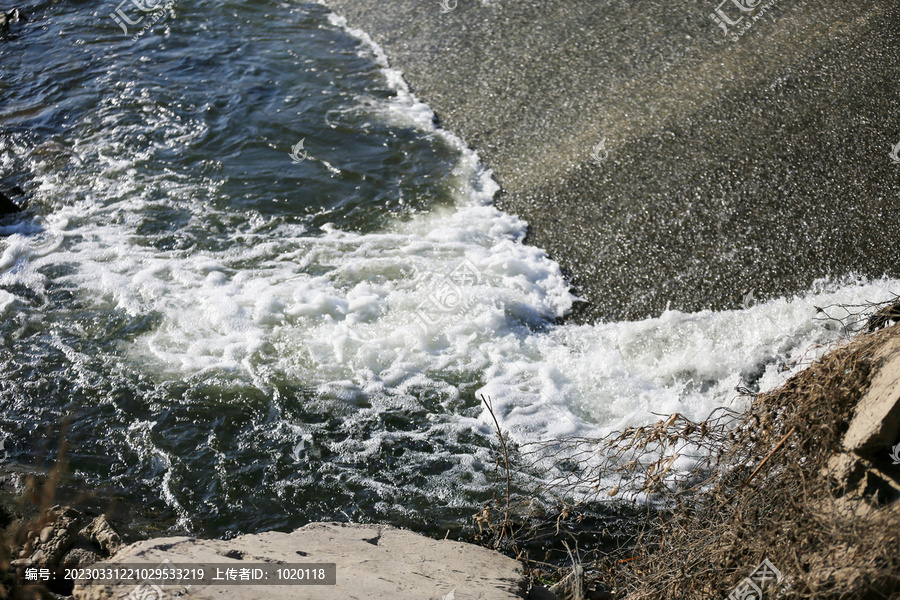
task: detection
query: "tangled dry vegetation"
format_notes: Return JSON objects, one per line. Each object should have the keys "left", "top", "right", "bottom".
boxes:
{"left": 0, "top": 430, "right": 71, "bottom": 599}
{"left": 477, "top": 298, "right": 900, "bottom": 600}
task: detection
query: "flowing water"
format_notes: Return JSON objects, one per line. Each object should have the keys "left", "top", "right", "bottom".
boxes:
{"left": 1, "top": 0, "right": 897, "bottom": 538}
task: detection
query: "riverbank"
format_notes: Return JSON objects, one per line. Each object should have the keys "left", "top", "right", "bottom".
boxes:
{"left": 322, "top": 0, "right": 900, "bottom": 322}
{"left": 71, "top": 522, "right": 533, "bottom": 600}
{"left": 589, "top": 318, "right": 900, "bottom": 598}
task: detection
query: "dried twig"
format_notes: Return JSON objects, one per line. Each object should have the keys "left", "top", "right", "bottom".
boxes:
{"left": 481, "top": 394, "right": 513, "bottom": 547}
{"left": 741, "top": 426, "right": 796, "bottom": 489}
{"left": 477, "top": 314, "right": 900, "bottom": 600}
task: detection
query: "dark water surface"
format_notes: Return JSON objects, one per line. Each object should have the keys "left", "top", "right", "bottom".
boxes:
{"left": 1, "top": 0, "right": 493, "bottom": 537}
{"left": 1, "top": 0, "right": 897, "bottom": 541}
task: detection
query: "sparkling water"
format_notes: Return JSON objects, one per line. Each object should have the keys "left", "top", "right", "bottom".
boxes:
{"left": 0, "top": 0, "right": 895, "bottom": 538}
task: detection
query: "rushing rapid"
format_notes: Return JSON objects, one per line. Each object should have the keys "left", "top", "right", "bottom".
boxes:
{"left": 1, "top": 0, "right": 896, "bottom": 538}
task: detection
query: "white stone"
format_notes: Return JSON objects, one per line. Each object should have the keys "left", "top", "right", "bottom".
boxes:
{"left": 844, "top": 338, "right": 900, "bottom": 453}
{"left": 73, "top": 522, "right": 528, "bottom": 600}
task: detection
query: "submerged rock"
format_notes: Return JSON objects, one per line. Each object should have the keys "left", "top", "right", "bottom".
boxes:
{"left": 0, "top": 190, "right": 22, "bottom": 214}
{"left": 0, "top": 8, "right": 24, "bottom": 30}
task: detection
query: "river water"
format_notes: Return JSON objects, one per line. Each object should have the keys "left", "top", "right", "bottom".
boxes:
{"left": 1, "top": 0, "right": 896, "bottom": 538}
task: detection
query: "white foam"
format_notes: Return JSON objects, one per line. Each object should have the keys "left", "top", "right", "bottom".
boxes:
{"left": 125, "top": 420, "right": 191, "bottom": 529}
{"left": 475, "top": 278, "right": 899, "bottom": 445}
{"left": 324, "top": 11, "right": 437, "bottom": 133}
{"left": 2, "top": 11, "right": 898, "bottom": 511}
{"left": 0, "top": 289, "right": 15, "bottom": 317}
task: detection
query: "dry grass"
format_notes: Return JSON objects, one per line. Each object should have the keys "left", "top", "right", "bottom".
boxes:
{"left": 604, "top": 324, "right": 900, "bottom": 600}
{"left": 0, "top": 421, "right": 70, "bottom": 599}
{"left": 477, "top": 299, "right": 900, "bottom": 599}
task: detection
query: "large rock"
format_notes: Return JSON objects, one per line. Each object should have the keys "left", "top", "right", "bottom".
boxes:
{"left": 83, "top": 515, "right": 124, "bottom": 556}
{"left": 843, "top": 337, "right": 900, "bottom": 454}
{"left": 15, "top": 507, "right": 83, "bottom": 569}
{"left": 819, "top": 332, "right": 900, "bottom": 507}
{"left": 0, "top": 8, "right": 23, "bottom": 31}
{"left": 73, "top": 522, "right": 530, "bottom": 600}
{"left": 322, "top": 0, "right": 900, "bottom": 322}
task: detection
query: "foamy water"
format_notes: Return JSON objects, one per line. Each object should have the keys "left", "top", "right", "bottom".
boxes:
{"left": 0, "top": 0, "right": 896, "bottom": 535}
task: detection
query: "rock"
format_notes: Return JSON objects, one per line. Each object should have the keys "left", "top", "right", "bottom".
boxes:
{"left": 527, "top": 585, "right": 559, "bottom": 600}
{"left": 867, "top": 302, "right": 900, "bottom": 332}
{"left": 0, "top": 504, "right": 13, "bottom": 529}
{"left": 29, "top": 507, "right": 82, "bottom": 567}
{"left": 83, "top": 515, "right": 123, "bottom": 556}
{"left": 0, "top": 9, "right": 23, "bottom": 30}
{"left": 62, "top": 546, "right": 104, "bottom": 569}
{"left": 73, "top": 522, "right": 528, "bottom": 600}
{"left": 40, "top": 525, "right": 55, "bottom": 543}
{"left": 822, "top": 453, "right": 865, "bottom": 492}
{"left": 0, "top": 191, "right": 21, "bottom": 214}
{"left": 843, "top": 338, "right": 900, "bottom": 454}
{"left": 817, "top": 335, "right": 900, "bottom": 506}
